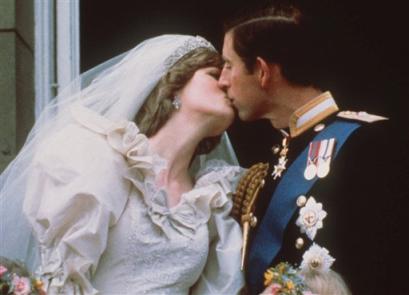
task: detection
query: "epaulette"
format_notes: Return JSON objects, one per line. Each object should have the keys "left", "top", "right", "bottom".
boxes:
{"left": 337, "top": 110, "right": 388, "bottom": 123}
{"left": 232, "top": 162, "right": 269, "bottom": 270}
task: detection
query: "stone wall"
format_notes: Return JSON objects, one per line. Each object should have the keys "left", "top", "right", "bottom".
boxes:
{"left": 0, "top": 0, "right": 34, "bottom": 171}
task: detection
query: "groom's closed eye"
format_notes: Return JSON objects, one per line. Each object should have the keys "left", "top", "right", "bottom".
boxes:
{"left": 222, "top": 62, "right": 232, "bottom": 70}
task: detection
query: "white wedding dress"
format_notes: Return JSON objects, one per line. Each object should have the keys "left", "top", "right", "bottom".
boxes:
{"left": 23, "top": 105, "right": 244, "bottom": 295}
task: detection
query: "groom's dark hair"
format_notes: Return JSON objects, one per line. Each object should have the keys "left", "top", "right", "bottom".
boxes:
{"left": 225, "top": 4, "right": 327, "bottom": 89}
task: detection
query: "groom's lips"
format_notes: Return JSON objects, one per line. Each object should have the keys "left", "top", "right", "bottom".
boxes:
{"left": 226, "top": 96, "right": 234, "bottom": 103}
{"left": 225, "top": 96, "right": 234, "bottom": 104}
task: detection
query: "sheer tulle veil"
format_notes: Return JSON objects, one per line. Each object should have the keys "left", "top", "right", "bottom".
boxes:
{"left": 0, "top": 34, "right": 238, "bottom": 271}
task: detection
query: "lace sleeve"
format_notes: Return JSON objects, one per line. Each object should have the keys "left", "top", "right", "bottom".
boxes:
{"left": 23, "top": 124, "right": 130, "bottom": 295}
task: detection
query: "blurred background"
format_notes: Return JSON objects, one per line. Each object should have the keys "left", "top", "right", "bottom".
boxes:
{"left": 81, "top": 0, "right": 408, "bottom": 166}
{"left": 1, "top": 0, "right": 407, "bottom": 171}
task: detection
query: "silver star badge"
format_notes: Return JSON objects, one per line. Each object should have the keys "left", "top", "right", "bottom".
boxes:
{"left": 296, "top": 196, "right": 327, "bottom": 240}
{"left": 271, "top": 157, "right": 287, "bottom": 179}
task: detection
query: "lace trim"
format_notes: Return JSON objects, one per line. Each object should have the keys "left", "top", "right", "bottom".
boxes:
{"left": 37, "top": 246, "right": 97, "bottom": 295}
{"left": 195, "top": 159, "right": 244, "bottom": 188}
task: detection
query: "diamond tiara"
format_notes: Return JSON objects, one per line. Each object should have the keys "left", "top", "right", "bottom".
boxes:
{"left": 164, "top": 35, "right": 216, "bottom": 68}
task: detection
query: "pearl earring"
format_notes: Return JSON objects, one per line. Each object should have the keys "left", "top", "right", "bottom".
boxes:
{"left": 172, "top": 97, "right": 181, "bottom": 110}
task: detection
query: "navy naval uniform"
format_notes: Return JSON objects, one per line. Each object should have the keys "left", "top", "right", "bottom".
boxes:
{"left": 246, "top": 92, "right": 409, "bottom": 294}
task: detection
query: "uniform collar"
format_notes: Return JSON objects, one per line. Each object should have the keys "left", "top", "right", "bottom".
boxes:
{"left": 289, "top": 91, "right": 339, "bottom": 138}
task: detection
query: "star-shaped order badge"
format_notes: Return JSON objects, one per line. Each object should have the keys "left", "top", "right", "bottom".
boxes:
{"left": 271, "top": 129, "right": 290, "bottom": 180}
{"left": 300, "top": 243, "right": 335, "bottom": 273}
{"left": 271, "top": 157, "right": 287, "bottom": 179}
{"left": 296, "top": 196, "right": 327, "bottom": 240}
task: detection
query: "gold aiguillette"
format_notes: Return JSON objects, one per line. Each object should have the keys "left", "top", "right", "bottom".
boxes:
{"left": 231, "top": 162, "right": 269, "bottom": 270}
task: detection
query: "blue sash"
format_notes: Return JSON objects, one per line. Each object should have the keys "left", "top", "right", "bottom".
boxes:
{"left": 247, "top": 120, "right": 361, "bottom": 293}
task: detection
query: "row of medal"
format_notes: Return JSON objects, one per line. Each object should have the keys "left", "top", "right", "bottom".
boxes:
{"left": 271, "top": 135, "right": 336, "bottom": 181}
{"left": 304, "top": 138, "right": 336, "bottom": 180}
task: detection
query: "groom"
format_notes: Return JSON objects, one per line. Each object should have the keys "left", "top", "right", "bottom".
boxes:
{"left": 218, "top": 4, "right": 408, "bottom": 295}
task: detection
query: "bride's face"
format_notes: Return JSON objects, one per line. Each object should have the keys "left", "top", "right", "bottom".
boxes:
{"left": 179, "top": 66, "right": 235, "bottom": 133}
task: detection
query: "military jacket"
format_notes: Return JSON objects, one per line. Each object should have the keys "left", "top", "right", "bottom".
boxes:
{"left": 246, "top": 92, "right": 409, "bottom": 294}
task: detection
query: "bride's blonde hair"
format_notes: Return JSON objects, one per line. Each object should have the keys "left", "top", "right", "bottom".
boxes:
{"left": 135, "top": 47, "right": 223, "bottom": 155}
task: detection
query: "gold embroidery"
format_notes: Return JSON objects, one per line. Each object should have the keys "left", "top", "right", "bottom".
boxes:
{"left": 289, "top": 91, "right": 339, "bottom": 137}
{"left": 232, "top": 162, "right": 269, "bottom": 270}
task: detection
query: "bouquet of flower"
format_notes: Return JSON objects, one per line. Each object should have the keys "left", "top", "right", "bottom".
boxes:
{"left": 263, "top": 262, "right": 313, "bottom": 295}
{"left": 0, "top": 261, "right": 46, "bottom": 295}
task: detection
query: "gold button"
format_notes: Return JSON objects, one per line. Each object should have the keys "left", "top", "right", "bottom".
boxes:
{"left": 296, "top": 195, "right": 307, "bottom": 207}
{"left": 250, "top": 215, "right": 258, "bottom": 227}
{"left": 295, "top": 237, "right": 304, "bottom": 249}
{"left": 314, "top": 123, "right": 325, "bottom": 132}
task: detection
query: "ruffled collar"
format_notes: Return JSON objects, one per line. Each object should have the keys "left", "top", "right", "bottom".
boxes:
{"left": 70, "top": 104, "right": 242, "bottom": 238}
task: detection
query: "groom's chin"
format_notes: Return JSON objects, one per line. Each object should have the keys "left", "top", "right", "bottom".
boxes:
{"left": 236, "top": 109, "right": 259, "bottom": 123}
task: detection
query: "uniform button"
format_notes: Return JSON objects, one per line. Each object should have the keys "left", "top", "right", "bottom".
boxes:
{"left": 314, "top": 123, "right": 325, "bottom": 132}
{"left": 295, "top": 237, "right": 304, "bottom": 249}
{"left": 296, "top": 195, "right": 307, "bottom": 207}
{"left": 250, "top": 215, "right": 258, "bottom": 227}
{"left": 271, "top": 144, "right": 281, "bottom": 154}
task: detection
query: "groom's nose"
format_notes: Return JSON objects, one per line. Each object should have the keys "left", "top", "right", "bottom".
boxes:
{"left": 218, "top": 70, "right": 230, "bottom": 90}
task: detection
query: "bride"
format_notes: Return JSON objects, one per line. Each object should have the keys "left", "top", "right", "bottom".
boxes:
{"left": 0, "top": 34, "right": 244, "bottom": 294}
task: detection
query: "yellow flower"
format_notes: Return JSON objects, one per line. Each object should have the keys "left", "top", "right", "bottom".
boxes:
{"left": 264, "top": 269, "right": 274, "bottom": 286}
{"left": 278, "top": 263, "right": 286, "bottom": 274}
{"left": 34, "top": 279, "right": 44, "bottom": 289}
{"left": 286, "top": 280, "right": 295, "bottom": 290}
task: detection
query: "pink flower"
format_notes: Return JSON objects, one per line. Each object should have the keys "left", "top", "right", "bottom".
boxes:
{"left": 269, "top": 283, "right": 282, "bottom": 295}
{"left": 0, "top": 265, "right": 8, "bottom": 276}
{"left": 263, "top": 283, "right": 282, "bottom": 295}
{"left": 261, "top": 283, "right": 283, "bottom": 295}
{"left": 12, "top": 275, "right": 31, "bottom": 295}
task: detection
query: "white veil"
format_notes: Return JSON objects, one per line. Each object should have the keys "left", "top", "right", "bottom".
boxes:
{"left": 0, "top": 34, "right": 238, "bottom": 271}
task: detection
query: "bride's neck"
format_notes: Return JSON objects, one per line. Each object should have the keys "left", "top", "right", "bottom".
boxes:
{"left": 148, "top": 114, "right": 207, "bottom": 182}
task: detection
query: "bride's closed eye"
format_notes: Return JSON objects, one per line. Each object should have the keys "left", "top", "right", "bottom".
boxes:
{"left": 207, "top": 69, "right": 221, "bottom": 79}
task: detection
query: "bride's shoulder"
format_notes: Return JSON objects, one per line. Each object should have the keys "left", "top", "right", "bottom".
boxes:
{"left": 32, "top": 122, "right": 126, "bottom": 181}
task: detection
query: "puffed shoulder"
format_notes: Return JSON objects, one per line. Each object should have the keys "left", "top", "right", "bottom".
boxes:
{"left": 23, "top": 106, "right": 141, "bottom": 294}
{"left": 26, "top": 120, "right": 131, "bottom": 225}
{"left": 71, "top": 104, "right": 167, "bottom": 187}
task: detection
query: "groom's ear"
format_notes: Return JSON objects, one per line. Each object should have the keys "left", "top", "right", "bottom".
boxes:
{"left": 256, "top": 57, "right": 282, "bottom": 89}
{"left": 255, "top": 57, "right": 276, "bottom": 90}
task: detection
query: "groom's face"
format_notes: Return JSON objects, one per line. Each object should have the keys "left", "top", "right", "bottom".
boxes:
{"left": 219, "top": 32, "right": 268, "bottom": 121}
